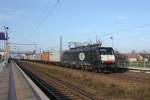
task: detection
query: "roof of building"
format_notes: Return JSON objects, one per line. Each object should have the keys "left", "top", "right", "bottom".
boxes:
{"left": 124, "top": 53, "right": 139, "bottom": 59}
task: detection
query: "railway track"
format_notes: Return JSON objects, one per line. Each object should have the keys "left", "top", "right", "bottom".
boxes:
{"left": 20, "top": 59, "right": 150, "bottom": 84}
{"left": 16, "top": 61, "right": 103, "bottom": 100}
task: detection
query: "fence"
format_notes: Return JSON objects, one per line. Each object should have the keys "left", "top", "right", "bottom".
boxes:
{"left": 117, "top": 60, "right": 150, "bottom": 68}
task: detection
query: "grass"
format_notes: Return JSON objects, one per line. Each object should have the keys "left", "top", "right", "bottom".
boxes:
{"left": 20, "top": 61, "right": 150, "bottom": 100}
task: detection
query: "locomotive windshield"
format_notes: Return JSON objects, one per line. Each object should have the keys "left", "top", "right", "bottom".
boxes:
{"left": 100, "top": 48, "right": 114, "bottom": 55}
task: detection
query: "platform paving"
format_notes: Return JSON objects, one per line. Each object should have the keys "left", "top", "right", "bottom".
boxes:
{"left": 0, "top": 61, "right": 44, "bottom": 100}
{"left": 11, "top": 62, "right": 41, "bottom": 100}
{"left": 0, "top": 63, "right": 9, "bottom": 100}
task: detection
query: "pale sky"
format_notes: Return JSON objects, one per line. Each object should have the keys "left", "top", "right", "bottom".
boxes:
{"left": 0, "top": 0, "right": 150, "bottom": 53}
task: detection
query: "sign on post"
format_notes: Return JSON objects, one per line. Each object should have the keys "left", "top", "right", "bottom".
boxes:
{"left": 0, "top": 32, "right": 7, "bottom": 40}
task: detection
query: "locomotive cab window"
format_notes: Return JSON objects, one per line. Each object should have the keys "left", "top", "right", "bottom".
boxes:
{"left": 100, "top": 48, "right": 114, "bottom": 55}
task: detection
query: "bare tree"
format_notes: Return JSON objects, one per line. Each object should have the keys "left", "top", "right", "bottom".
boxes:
{"left": 114, "top": 49, "right": 127, "bottom": 61}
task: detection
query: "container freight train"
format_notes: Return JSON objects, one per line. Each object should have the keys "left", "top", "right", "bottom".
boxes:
{"left": 20, "top": 43, "right": 118, "bottom": 72}
{"left": 61, "top": 43, "right": 117, "bottom": 72}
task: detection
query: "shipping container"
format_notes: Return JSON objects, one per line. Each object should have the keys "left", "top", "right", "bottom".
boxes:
{"left": 49, "top": 51, "right": 60, "bottom": 62}
{"left": 41, "top": 52, "right": 49, "bottom": 61}
{"left": 34, "top": 53, "right": 41, "bottom": 60}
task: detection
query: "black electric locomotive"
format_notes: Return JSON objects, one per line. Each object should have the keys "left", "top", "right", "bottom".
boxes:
{"left": 61, "top": 43, "right": 117, "bottom": 72}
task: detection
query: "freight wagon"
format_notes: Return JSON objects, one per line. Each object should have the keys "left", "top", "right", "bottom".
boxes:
{"left": 20, "top": 43, "right": 118, "bottom": 72}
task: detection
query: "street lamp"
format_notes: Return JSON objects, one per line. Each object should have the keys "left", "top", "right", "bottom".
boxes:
{"left": 3, "top": 26, "right": 9, "bottom": 61}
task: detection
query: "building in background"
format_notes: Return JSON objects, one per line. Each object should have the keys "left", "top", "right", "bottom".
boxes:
{"left": 0, "top": 50, "right": 4, "bottom": 61}
{"left": 125, "top": 53, "right": 139, "bottom": 62}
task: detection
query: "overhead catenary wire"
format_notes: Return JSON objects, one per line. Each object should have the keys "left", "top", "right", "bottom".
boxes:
{"left": 120, "top": 31, "right": 150, "bottom": 39}
{"left": 103, "top": 23, "right": 150, "bottom": 48}
{"left": 106, "top": 23, "right": 150, "bottom": 41}
{"left": 109, "top": 23, "right": 150, "bottom": 35}
{"left": 33, "top": 0, "right": 53, "bottom": 28}
{"left": 34, "top": 0, "right": 60, "bottom": 31}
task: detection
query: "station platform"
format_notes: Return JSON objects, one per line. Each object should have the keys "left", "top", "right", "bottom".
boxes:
{"left": 0, "top": 61, "right": 49, "bottom": 100}
{"left": 0, "top": 62, "right": 9, "bottom": 100}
